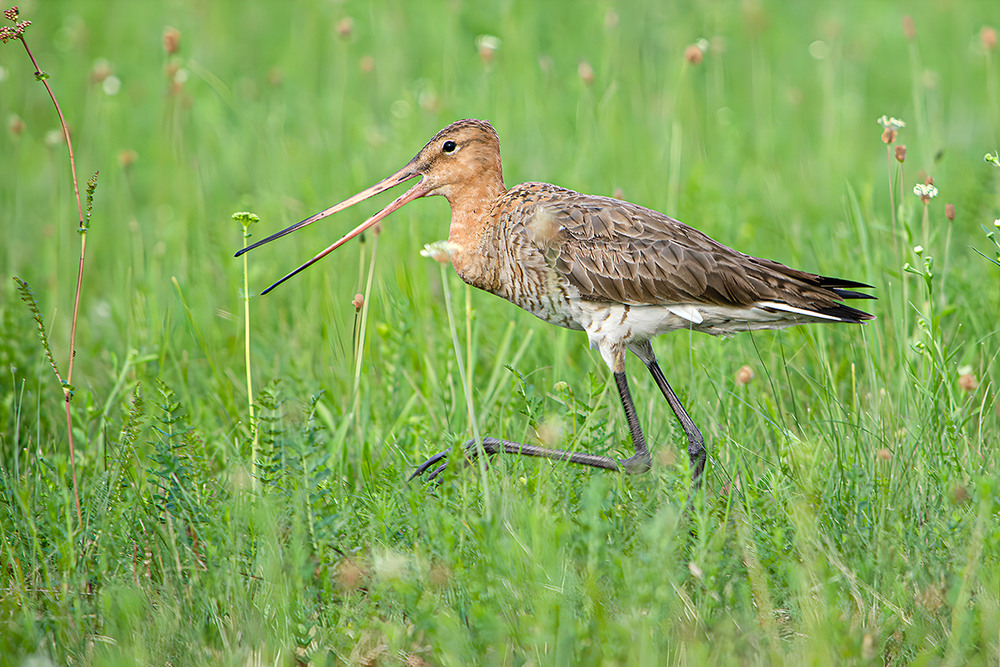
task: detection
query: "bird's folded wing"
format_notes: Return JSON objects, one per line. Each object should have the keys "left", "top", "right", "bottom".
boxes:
{"left": 518, "top": 188, "right": 866, "bottom": 316}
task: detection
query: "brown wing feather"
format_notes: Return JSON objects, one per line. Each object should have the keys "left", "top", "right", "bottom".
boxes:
{"left": 507, "top": 183, "right": 872, "bottom": 319}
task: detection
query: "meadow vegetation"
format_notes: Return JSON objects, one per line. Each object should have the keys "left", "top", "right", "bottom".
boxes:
{"left": 1, "top": 1, "right": 998, "bottom": 664}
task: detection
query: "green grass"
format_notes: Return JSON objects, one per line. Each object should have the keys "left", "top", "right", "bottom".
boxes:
{"left": 2, "top": 1, "right": 999, "bottom": 664}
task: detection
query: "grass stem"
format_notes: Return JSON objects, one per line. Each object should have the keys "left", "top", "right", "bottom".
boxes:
{"left": 439, "top": 261, "right": 492, "bottom": 518}
{"left": 353, "top": 233, "right": 379, "bottom": 417}
{"left": 242, "top": 227, "right": 258, "bottom": 490}
{"left": 14, "top": 28, "right": 84, "bottom": 528}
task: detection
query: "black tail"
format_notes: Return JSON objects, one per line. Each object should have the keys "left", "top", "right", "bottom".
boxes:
{"left": 819, "top": 276, "right": 875, "bottom": 323}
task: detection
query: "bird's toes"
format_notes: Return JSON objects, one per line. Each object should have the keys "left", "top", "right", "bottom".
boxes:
{"left": 410, "top": 438, "right": 498, "bottom": 483}
{"left": 409, "top": 450, "right": 450, "bottom": 481}
{"left": 426, "top": 462, "right": 450, "bottom": 482}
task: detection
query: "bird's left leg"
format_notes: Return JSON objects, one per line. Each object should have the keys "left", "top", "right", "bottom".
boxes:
{"left": 408, "top": 346, "right": 653, "bottom": 481}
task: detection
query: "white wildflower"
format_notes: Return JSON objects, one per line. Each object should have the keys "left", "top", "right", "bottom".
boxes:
{"left": 877, "top": 115, "right": 906, "bottom": 131}
{"left": 420, "top": 240, "right": 457, "bottom": 264}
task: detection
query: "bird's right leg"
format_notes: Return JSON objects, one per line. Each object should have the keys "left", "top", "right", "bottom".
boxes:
{"left": 408, "top": 437, "right": 620, "bottom": 482}
{"left": 629, "top": 341, "right": 706, "bottom": 489}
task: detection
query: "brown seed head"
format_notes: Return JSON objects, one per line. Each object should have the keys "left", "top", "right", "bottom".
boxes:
{"left": 118, "top": 149, "right": 138, "bottom": 169}
{"left": 336, "top": 17, "right": 353, "bottom": 40}
{"left": 881, "top": 128, "right": 896, "bottom": 144}
{"left": 944, "top": 203, "right": 955, "bottom": 221}
{"left": 163, "top": 26, "right": 180, "bottom": 55}
{"left": 902, "top": 15, "right": 916, "bottom": 41}
{"left": 604, "top": 10, "right": 619, "bottom": 30}
{"left": 8, "top": 114, "right": 25, "bottom": 136}
{"left": 578, "top": 60, "right": 595, "bottom": 86}
{"left": 958, "top": 372, "right": 978, "bottom": 393}
{"left": 335, "top": 558, "right": 366, "bottom": 589}
{"left": 982, "top": 25, "right": 997, "bottom": 51}
{"left": 895, "top": 145, "right": 906, "bottom": 162}
{"left": 90, "top": 61, "right": 112, "bottom": 84}
{"left": 352, "top": 293, "right": 365, "bottom": 311}
{"left": 360, "top": 55, "right": 374, "bottom": 73}
{"left": 684, "top": 44, "right": 704, "bottom": 65}
{"left": 876, "top": 448, "right": 892, "bottom": 462}
{"left": 612, "top": 187, "right": 624, "bottom": 200}
{"left": 735, "top": 365, "right": 755, "bottom": 386}
{"left": 949, "top": 483, "right": 969, "bottom": 504}
{"left": 924, "top": 175, "right": 934, "bottom": 186}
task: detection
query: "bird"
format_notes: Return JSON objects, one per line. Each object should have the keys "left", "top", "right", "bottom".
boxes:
{"left": 235, "top": 119, "right": 874, "bottom": 488}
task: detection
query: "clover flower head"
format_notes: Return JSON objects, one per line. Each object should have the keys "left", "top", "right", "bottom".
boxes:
{"left": 877, "top": 115, "right": 906, "bottom": 131}
{"left": 878, "top": 116, "right": 905, "bottom": 144}
{"left": 913, "top": 183, "right": 938, "bottom": 202}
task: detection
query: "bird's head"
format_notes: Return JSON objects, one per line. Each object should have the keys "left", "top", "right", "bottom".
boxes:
{"left": 235, "top": 119, "right": 503, "bottom": 294}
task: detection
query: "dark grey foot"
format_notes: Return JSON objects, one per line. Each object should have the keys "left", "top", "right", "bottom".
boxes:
{"left": 409, "top": 436, "right": 632, "bottom": 482}
{"left": 408, "top": 446, "right": 465, "bottom": 482}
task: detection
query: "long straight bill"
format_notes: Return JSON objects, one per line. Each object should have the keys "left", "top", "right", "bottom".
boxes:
{"left": 234, "top": 163, "right": 427, "bottom": 294}
{"left": 263, "top": 176, "right": 427, "bottom": 294}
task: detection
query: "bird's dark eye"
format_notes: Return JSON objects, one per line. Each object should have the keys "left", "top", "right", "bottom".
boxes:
{"left": 442, "top": 140, "right": 457, "bottom": 153}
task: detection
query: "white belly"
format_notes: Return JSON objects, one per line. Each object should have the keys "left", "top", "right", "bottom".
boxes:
{"left": 570, "top": 299, "right": 825, "bottom": 369}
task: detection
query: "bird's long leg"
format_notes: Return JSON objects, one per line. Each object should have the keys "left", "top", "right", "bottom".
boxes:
{"left": 643, "top": 359, "right": 706, "bottom": 489}
{"left": 613, "top": 370, "right": 653, "bottom": 473}
{"left": 627, "top": 340, "right": 705, "bottom": 489}
{"left": 408, "top": 437, "right": 619, "bottom": 481}
{"left": 409, "top": 369, "right": 653, "bottom": 481}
